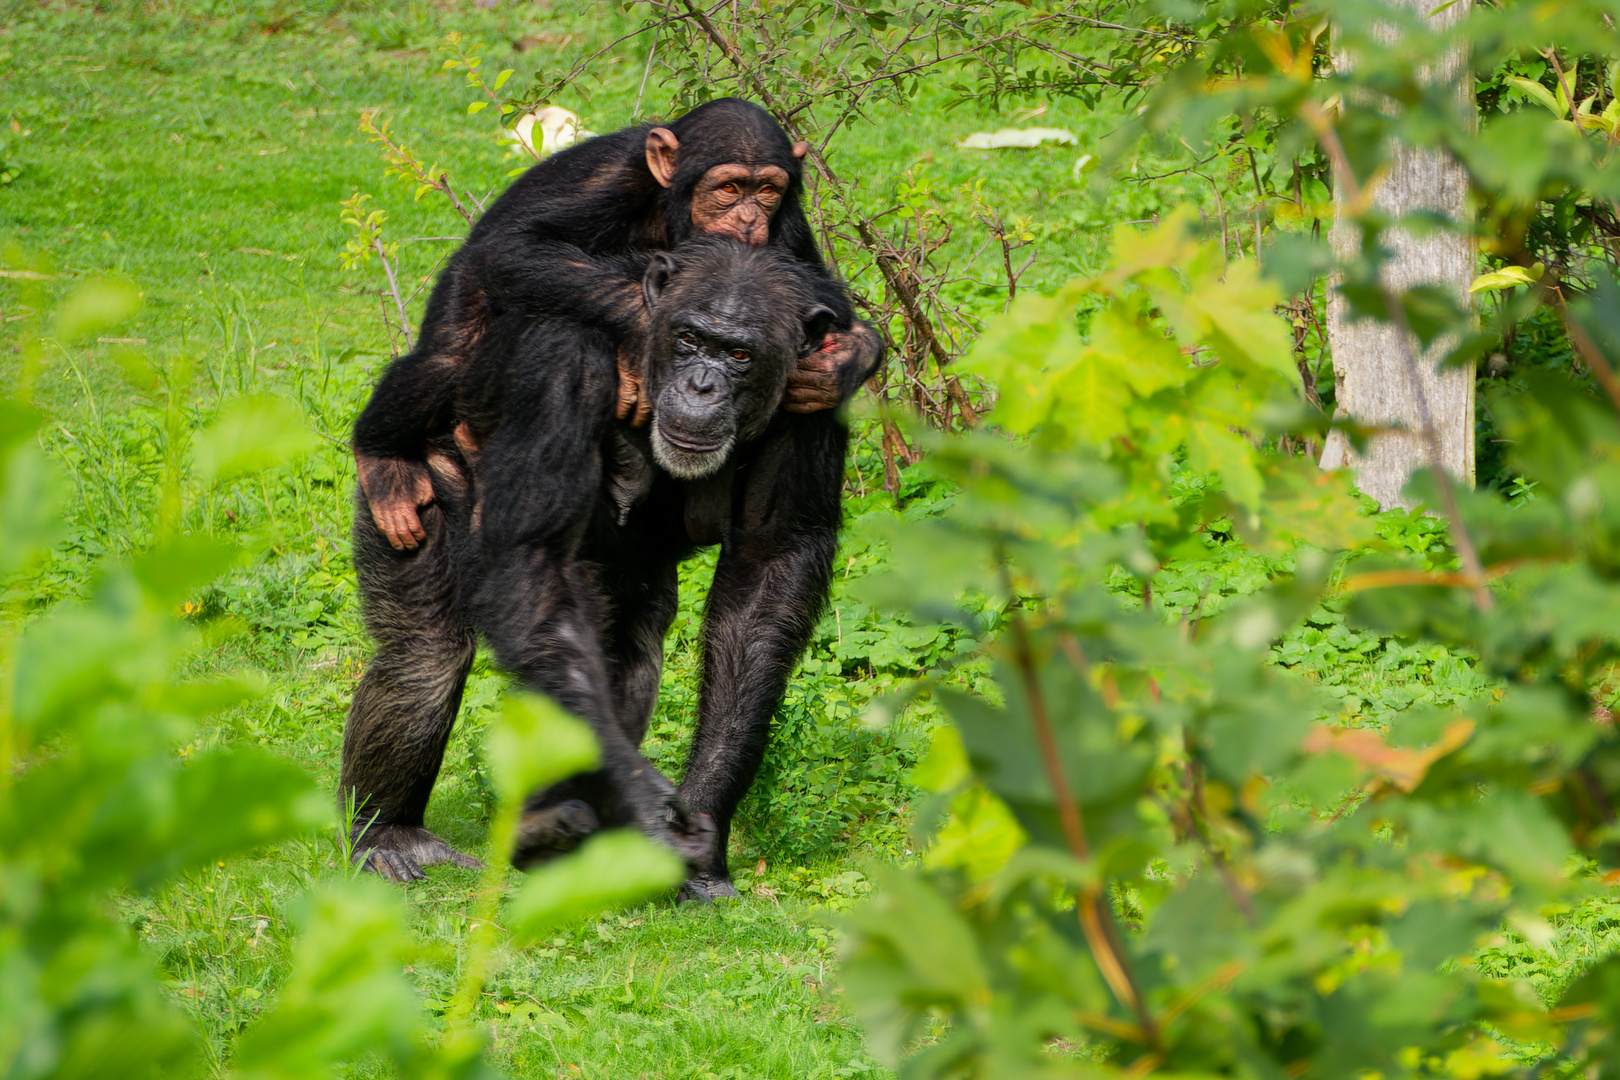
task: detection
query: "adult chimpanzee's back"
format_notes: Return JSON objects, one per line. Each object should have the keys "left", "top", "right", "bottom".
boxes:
{"left": 342, "top": 238, "right": 863, "bottom": 901}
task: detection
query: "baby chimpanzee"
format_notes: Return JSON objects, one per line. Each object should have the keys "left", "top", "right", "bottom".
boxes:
{"left": 342, "top": 237, "right": 863, "bottom": 901}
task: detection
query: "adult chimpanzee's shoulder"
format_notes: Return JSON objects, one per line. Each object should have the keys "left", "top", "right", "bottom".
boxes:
{"left": 466, "top": 126, "right": 662, "bottom": 250}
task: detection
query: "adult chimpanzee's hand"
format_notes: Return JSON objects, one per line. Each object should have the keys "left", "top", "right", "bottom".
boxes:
{"left": 356, "top": 452, "right": 436, "bottom": 551}
{"left": 783, "top": 322, "right": 882, "bottom": 413}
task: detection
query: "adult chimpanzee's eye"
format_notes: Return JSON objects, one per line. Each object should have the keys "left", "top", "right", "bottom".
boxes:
{"left": 730, "top": 349, "right": 750, "bottom": 361}
{"left": 678, "top": 332, "right": 697, "bottom": 345}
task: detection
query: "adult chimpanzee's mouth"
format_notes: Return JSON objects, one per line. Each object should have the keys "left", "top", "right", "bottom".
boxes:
{"left": 659, "top": 427, "right": 727, "bottom": 454}
{"left": 652, "top": 421, "right": 735, "bottom": 480}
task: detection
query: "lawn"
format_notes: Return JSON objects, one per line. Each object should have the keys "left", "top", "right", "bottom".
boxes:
{"left": 9, "top": 4, "right": 1620, "bottom": 1078}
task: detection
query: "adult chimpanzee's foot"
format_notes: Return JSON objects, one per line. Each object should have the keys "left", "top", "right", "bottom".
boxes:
{"left": 511, "top": 799, "right": 600, "bottom": 869}
{"left": 354, "top": 823, "right": 484, "bottom": 883}
{"left": 676, "top": 874, "right": 742, "bottom": 903}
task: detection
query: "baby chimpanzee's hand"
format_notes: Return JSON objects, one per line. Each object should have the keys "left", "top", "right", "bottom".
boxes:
{"left": 356, "top": 452, "right": 436, "bottom": 551}
{"left": 615, "top": 347, "right": 653, "bottom": 427}
{"left": 783, "top": 322, "right": 881, "bottom": 414}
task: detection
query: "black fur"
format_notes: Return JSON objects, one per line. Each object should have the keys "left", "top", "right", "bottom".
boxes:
{"left": 350, "top": 98, "right": 855, "bottom": 464}
{"left": 342, "top": 240, "right": 848, "bottom": 890}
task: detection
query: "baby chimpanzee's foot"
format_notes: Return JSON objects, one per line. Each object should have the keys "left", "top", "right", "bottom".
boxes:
{"left": 676, "top": 874, "right": 742, "bottom": 904}
{"left": 354, "top": 824, "right": 485, "bottom": 883}
{"left": 511, "top": 799, "right": 600, "bottom": 870}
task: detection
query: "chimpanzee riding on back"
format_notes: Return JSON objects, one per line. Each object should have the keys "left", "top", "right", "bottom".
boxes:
{"left": 342, "top": 237, "right": 862, "bottom": 900}
{"left": 350, "top": 98, "right": 881, "bottom": 555}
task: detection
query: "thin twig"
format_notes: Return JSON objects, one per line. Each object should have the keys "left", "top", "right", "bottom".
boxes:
{"left": 1247, "top": 148, "right": 1265, "bottom": 266}
{"left": 372, "top": 237, "right": 412, "bottom": 349}
{"left": 634, "top": 23, "right": 661, "bottom": 118}
{"left": 437, "top": 173, "right": 475, "bottom": 227}
{"left": 1559, "top": 305, "right": 1620, "bottom": 415}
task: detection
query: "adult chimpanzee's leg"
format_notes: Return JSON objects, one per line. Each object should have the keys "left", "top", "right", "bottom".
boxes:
{"left": 501, "top": 553, "right": 685, "bottom": 867}
{"left": 342, "top": 458, "right": 482, "bottom": 883}
{"left": 475, "top": 542, "right": 711, "bottom": 868}
{"left": 469, "top": 320, "right": 712, "bottom": 870}
{"left": 605, "top": 558, "right": 682, "bottom": 748}
{"left": 677, "top": 413, "right": 845, "bottom": 899}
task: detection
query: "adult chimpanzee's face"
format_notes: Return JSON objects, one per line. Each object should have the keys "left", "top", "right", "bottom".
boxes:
{"left": 648, "top": 315, "right": 775, "bottom": 479}
{"left": 688, "top": 165, "right": 789, "bottom": 247}
{"left": 639, "top": 243, "right": 833, "bottom": 480}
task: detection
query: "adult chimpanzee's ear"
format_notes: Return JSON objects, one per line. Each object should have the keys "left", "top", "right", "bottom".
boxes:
{"left": 802, "top": 305, "right": 837, "bottom": 351}
{"left": 643, "top": 252, "right": 678, "bottom": 310}
{"left": 791, "top": 141, "right": 810, "bottom": 160}
{"left": 646, "top": 128, "right": 680, "bottom": 188}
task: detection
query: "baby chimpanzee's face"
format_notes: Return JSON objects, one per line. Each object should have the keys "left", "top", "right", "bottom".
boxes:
{"left": 688, "top": 165, "right": 791, "bottom": 247}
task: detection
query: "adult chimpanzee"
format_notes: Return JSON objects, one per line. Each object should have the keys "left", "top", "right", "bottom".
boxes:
{"left": 342, "top": 238, "right": 858, "bottom": 900}
{"left": 351, "top": 98, "right": 881, "bottom": 553}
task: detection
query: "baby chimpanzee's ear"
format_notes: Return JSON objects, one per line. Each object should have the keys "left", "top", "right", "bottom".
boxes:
{"left": 801, "top": 305, "right": 837, "bottom": 353}
{"left": 642, "top": 252, "right": 679, "bottom": 310}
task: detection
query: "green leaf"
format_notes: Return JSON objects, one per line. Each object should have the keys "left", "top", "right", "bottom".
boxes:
{"left": 1504, "top": 74, "right": 1562, "bottom": 116}
{"left": 51, "top": 276, "right": 141, "bottom": 344}
{"left": 1468, "top": 266, "right": 1539, "bottom": 293}
{"left": 89, "top": 747, "right": 329, "bottom": 891}
{"left": 232, "top": 880, "right": 438, "bottom": 1080}
{"left": 192, "top": 395, "right": 319, "bottom": 483}
{"left": 1188, "top": 423, "right": 1263, "bottom": 510}
{"left": 467, "top": 100, "right": 487, "bottom": 115}
{"left": 131, "top": 535, "right": 241, "bottom": 607}
{"left": 493, "top": 68, "right": 513, "bottom": 91}
{"left": 507, "top": 830, "right": 685, "bottom": 941}
{"left": 486, "top": 692, "right": 600, "bottom": 804}
{"left": 0, "top": 438, "right": 68, "bottom": 577}
{"left": 839, "top": 867, "right": 990, "bottom": 1064}
{"left": 959, "top": 286, "right": 1086, "bottom": 435}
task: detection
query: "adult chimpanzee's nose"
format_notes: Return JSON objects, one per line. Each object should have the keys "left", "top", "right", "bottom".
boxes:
{"left": 684, "top": 366, "right": 722, "bottom": 397}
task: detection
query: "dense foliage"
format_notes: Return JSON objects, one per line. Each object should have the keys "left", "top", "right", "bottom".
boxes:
{"left": 832, "top": 2, "right": 1620, "bottom": 1078}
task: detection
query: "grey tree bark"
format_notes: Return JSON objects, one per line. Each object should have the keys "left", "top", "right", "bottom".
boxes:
{"left": 1317, "top": 0, "right": 1475, "bottom": 509}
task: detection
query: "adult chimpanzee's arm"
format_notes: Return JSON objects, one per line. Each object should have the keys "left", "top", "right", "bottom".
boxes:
{"left": 677, "top": 412, "right": 846, "bottom": 890}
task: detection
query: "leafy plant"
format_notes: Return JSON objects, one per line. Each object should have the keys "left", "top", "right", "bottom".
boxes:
{"left": 0, "top": 277, "right": 688, "bottom": 1079}
{"left": 836, "top": 4, "right": 1620, "bottom": 1077}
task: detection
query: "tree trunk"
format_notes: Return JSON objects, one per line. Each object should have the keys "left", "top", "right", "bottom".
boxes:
{"left": 1318, "top": 0, "right": 1474, "bottom": 509}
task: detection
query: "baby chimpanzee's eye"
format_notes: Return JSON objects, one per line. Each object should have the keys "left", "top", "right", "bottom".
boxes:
{"left": 730, "top": 349, "right": 750, "bottom": 361}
